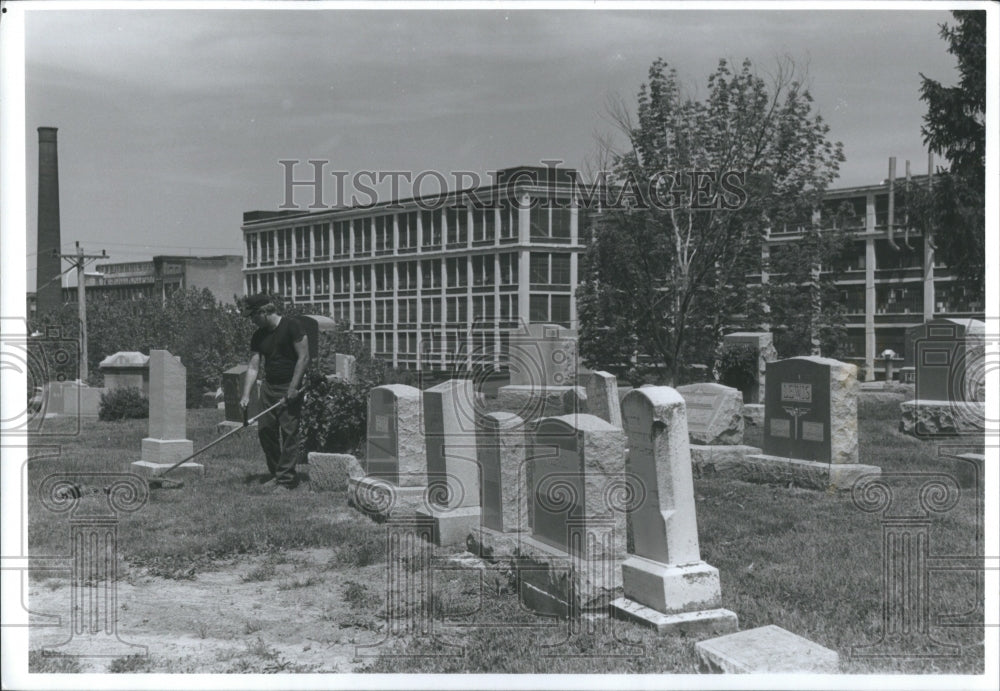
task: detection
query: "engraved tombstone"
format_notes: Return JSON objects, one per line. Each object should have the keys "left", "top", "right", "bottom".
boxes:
{"left": 676, "top": 383, "right": 744, "bottom": 446}
{"left": 365, "top": 384, "right": 426, "bottom": 486}
{"left": 610, "top": 387, "right": 737, "bottom": 635}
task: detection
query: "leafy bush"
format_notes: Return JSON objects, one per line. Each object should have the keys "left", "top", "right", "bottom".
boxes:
{"left": 99, "top": 386, "right": 149, "bottom": 421}
{"left": 299, "top": 377, "right": 367, "bottom": 454}
{"left": 718, "top": 345, "right": 757, "bottom": 402}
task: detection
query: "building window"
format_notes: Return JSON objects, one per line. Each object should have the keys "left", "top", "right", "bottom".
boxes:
{"left": 354, "top": 218, "right": 372, "bottom": 256}
{"left": 421, "top": 209, "right": 442, "bottom": 248}
{"left": 398, "top": 211, "right": 417, "bottom": 251}
{"left": 447, "top": 207, "right": 468, "bottom": 247}
{"left": 295, "top": 269, "right": 311, "bottom": 296}
{"left": 295, "top": 227, "right": 310, "bottom": 261}
{"left": 375, "top": 215, "right": 394, "bottom": 254}
{"left": 551, "top": 253, "right": 571, "bottom": 285}
{"left": 422, "top": 297, "right": 441, "bottom": 324}
{"left": 446, "top": 297, "right": 467, "bottom": 324}
{"left": 499, "top": 253, "right": 517, "bottom": 285}
{"left": 499, "top": 294, "right": 518, "bottom": 321}
{"left": 499, "top": 201, "right": 516, "bottom": 240}
{"left": 551, "top": 295, "right": 570, "bottom": 327}
{"left": 313, "top": 268, "right": 329, "bottom": 295}
{"left": 472, "top": 255, "right": 495, "bottom": 286}
{"left": 472, "top": 295, "right": 495, "bottom": 322}
{"left": 398, "top": 261, "right": 417, "bottom": 291}
{"left": 530, "top": 294, "right": 548, "bottom": 322}
{"left": 333, "top": 221, "right": 350, "bottom": 257}
{"left": 530, "top": 253, "right": 548, "bottom": 284}
{"left": 446, "top": 257, "right": 466, "bottom": 288}
{"left": 313, "top": 223, "right": 329, "bottom": 258}
{"left": 353, "top": 265, "right": 371, "bottom": 293}
{"left": 421, "top": 259, "right": 441, "bottom": 289}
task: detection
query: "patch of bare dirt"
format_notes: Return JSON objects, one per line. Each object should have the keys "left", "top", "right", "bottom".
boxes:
{"left": 27, "top": 548, "right": 391, "bottom": 673}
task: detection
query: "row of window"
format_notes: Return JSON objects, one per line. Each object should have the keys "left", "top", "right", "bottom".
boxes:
{"left": 248, "top": 252, "right": 572, "bottom": 296}
{"left": 246, "top": 203, "right": 548, "bottom": 266}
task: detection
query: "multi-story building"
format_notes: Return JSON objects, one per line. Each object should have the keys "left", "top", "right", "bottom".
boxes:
{"left": 241, "top": 166, "right": 590, "bottom": 372}
{"left": 241, "top": 163, "right": 982, "bottom": 378}
{"left": 763, "top": 162, "right": 983, "bottom": 377}
{"left": 29, "top": 254, "right": 244, "bottom": 316}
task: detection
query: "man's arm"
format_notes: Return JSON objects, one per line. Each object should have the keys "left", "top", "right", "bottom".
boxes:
{"left": 286, "top": 337, "right": 310, "bottom": 401}
{"left": 240, "top": 352, "right": 261, "bottom": 409}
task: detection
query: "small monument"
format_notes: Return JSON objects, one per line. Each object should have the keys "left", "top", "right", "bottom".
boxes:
{"left": 348, "top": 384, "right": 428, "bottom": 519}
{"left": 900, "top": 318, "right": 986, "bottom": 436}
{"left": 98, "top": 351, "right": 149, "bottom": 394}
{"left": 497, "top": 322, "right": 580, "bottom": 420}
{"left": 132, "top": 350, "right": 200, "bottom": 480}
{"left": 610, "top": 387, "right": 738, "bottom": 636}
{"left": 516, "top": 414, "right": 627, "bottom": 617}
{"left": 743, "top": 357, "right": 880, "bottom": 490}
{"left": 677, "top": 383, "right": 762, "bottom": 477}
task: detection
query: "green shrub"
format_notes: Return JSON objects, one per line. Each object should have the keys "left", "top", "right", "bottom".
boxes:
{"left": 300, "top": 377, "right": 367, "bottom": 454}
{"left": 718, "top": 344, "right": 757, "bottom": 402}
{"left": 99, "top": 386, "right": 149, "bottom": 421}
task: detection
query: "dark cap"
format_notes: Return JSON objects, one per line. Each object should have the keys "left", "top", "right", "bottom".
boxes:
{"left": 244, "top": 293, "right": 273, "bottom": 315}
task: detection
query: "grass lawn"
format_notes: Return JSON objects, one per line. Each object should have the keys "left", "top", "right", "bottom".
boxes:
{"left": 25, "top": 395, "right": 985, "bottom": 674}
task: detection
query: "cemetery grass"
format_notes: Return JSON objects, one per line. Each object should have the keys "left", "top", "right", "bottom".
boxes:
{"left": 25, "top": 397, "right": 984, "bottom": 674}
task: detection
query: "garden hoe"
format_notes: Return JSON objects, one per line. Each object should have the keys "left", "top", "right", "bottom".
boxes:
{"left": 147, "top": 396, "right": 290, "bottom": 490}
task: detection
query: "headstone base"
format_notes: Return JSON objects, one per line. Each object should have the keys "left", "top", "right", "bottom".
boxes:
{"left": 620, "top": 556, "right": 723, "bottom": 614}
{"left": 131, "top": 459, "right": 204, "bottom": 478}
{"left": 741, "top": 404, "right": 764, "bottom": 427}
{"left": 695, "top": 624, "right": 839, "bottom": 673}
{"left": 497, "top": 385, "right": 578, "bottom": 420}
{"left": 742, "top": 454, "right": 881, "bottom": 491}
{"left": 140, "top": 438, "right": 194, "bottom": 465}
{"left": 610, "top": 598, "right": 737, "bottom": 637}
{"left": 514, "top": 535, "right": 623, "bottom": 617}
{"left": 468, "top": 526, "right": 523, "bottom": 561}
{"left": 347, "top": 476, "right": 429, "bottom": 519}
{"left": 690, "top": 445, "right": 763, "bottom": 477}
{"left": 307, "top": 452, "right": 364, "bottom": 492}
{"left": 900, "top": 399, "right": 985, "bottom": 437}
{"left": 416, "top": 506, "right": 482, "bottom": 547}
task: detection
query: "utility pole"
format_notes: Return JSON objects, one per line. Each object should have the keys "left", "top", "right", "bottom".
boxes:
{"left": 59, "top": 242, "right": 107, "bottom": 382}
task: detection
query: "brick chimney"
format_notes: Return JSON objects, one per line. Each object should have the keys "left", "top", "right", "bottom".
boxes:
{"left": 35, "top": 126, "right": 63, "bottom": 315}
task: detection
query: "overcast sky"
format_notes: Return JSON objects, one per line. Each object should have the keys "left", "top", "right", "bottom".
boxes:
{"left": 19, "top": 3, "right": 969, "bottom": 290}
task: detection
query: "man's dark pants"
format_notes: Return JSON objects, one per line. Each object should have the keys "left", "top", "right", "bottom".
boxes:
{"left": 257, "top": 380, "right": 302, "bottom": 487}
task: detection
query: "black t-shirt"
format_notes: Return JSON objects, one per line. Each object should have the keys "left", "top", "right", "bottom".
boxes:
{"left": 250, "top": 316, "right": 306, "bottom": 385}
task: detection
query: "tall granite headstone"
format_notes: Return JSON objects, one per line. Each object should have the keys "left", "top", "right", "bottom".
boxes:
{"left": 610, "top": 387, "right": 737, "bottom": 635}
{"left": 477, "top": 412, "right": 527, "bottom": 533}
{"left": 131, "top": 350, "right": 199, "bottom": 479}
{"left": 417, "top": 379, "right": 482, "bottom": 546}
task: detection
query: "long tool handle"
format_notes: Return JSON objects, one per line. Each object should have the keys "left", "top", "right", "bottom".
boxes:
{"left": 156, "top": 396, "right": 288, "bottom": 479}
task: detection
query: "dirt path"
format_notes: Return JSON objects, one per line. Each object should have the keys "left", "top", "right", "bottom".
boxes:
{"left": 28, "top": 548, "right": 390, "bottom": 673}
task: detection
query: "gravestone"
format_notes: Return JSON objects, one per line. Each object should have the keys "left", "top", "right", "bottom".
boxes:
{"left": 48, "top": 380, "right": 105, "bottom": 417}
{"left": 676, "top": 383, "right": 744, "bottom": 446}
{"left": 610, "top": 387, "right": 737, "bottom": 636}
{"left": 744, "top": 357, "right": 879, "bottom": 490}
{"left": 469, "top": 412, "right": 529, "bottom": 559}
{"left": 900, "top": 318, "right": 986, "bottom": 436}
{"left": 417, "top": 379, "right": 482, "bottom": 546}
{"left": 98, "top": 351, "right": 149, "bottom": 394}
{"left": 516, "top": 414, "right": 627, "bottom": 616}
{"left": 348, "top": 384, "right": 427, "bottom": 519}
{"left": 498, "top": 323, "right": 579, "bottom": 420}
{"left": 334, "top": 353, "right": 357, "bottom": 383}
{"left": 585, "top": 371, "right": 622, "bottom": 428}
{"left": 296, "top": 313, "right": 338, "bottom": 360}
{"left": 221, "top": 365, "right": 248, "bottom": 422}
{"left": 696, "top": 625, "right": 839, "bottom": 673}
{"left": 132, "top": 350, "right": 199, "bottom": 479}
{"left": 722, "top": 332, "right": 776, "bottom": 404}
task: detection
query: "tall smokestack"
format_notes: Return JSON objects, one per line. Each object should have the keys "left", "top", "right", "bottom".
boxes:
{"left": 36, "top": 127, "right": 63, "bottom": 315}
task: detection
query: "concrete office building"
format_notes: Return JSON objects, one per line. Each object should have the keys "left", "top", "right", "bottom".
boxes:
{"left": 241, "top": 166, "right": 589, "bottom": 372}
{"left": 760, "top": 158, "right": 983, "bottom": 378}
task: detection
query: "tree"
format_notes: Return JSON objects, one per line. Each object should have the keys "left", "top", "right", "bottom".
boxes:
{"left": 912, "top": 10, "right": 986, "bottom": 302}
{"left": 578, "top": 58, "right": 845, "bottom": 383}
